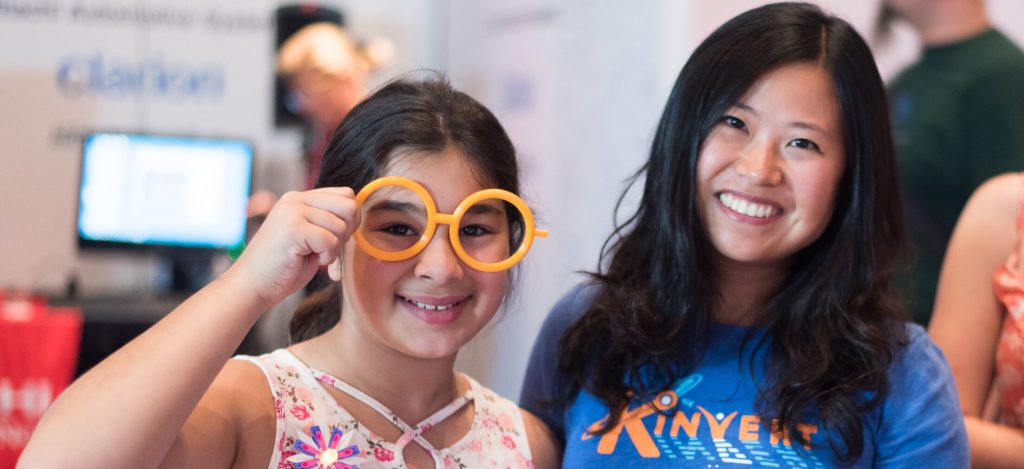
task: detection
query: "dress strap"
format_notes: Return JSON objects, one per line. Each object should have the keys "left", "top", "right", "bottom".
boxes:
{"left": 309, "top": 368, "right": 474, "bottom": 453}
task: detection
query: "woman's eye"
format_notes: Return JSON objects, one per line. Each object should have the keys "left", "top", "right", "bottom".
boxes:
{"left": 721, "top": 115, "right": 746, "bottom": 130}
{"left": 788, "top": 138, "right": 822, "bottom": 152}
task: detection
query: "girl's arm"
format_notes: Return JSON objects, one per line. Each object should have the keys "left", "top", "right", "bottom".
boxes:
{"left": 928, "top": 173, "right": 1024, "bottom": 467}
{"left": 19, "top": 188, "right": 358, "bottom": 468}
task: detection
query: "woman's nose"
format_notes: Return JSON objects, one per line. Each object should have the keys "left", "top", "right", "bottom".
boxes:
{"left": 413, "top": 227, "right": 464, "bottom": 284}
{"left": 735, "top": 141, "right": 783, "bottom": 186}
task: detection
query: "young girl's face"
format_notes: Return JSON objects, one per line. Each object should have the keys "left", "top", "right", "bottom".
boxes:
{"left": 696, "top": 63, "right": 845, "bottom": 272}
{"left": 339, "top": 146, "right": 510, "bottom": 360}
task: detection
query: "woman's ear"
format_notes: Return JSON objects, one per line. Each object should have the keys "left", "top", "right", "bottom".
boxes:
{"left": 328, "top": 254, "right": 343, "bottom": 281}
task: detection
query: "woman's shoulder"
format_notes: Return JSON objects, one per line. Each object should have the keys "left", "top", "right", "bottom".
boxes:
{"left": 891, "top": 322, "right": 943, "bottom": 370}
{"left": 526, "top": 282, "right": 600, "bottom": 360}
{"left": 884, "top": 322, "right": 959, "bottom": 408}
{"left": 542, "top": 282, "right": 600, "bottom": 332}
{"left": 866, "top": 322, "right": 969, "bottom": 464}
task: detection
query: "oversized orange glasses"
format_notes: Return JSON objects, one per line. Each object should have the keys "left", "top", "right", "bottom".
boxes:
{"left": 353, "top": 176, "right": 549, "bottom": 272}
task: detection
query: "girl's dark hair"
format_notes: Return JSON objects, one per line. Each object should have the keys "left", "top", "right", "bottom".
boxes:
{"left": 289, "top": 74, "right": 521, "bottom": 342}
{"left": 558, "top": 2, "right": 907, "bottom": 464}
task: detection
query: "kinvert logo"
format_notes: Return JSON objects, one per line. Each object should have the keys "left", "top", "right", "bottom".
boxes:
{"left": 56, "top": 53, "right": 224, "bottom": 100}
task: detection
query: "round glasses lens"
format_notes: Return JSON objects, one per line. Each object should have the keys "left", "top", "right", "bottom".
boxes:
{"left": 457, "top": 198, "right": 525, "bottom": 264}
{"left": 357, "top": 184, "right": 429, "bottom": 254}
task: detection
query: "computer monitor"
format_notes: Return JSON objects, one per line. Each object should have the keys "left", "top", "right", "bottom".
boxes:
{"left": 77, "top": 132, "right": 253, "bottom": 252}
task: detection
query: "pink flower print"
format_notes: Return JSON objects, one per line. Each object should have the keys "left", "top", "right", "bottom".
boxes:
{"left": 275, "top": 399, "right": 286, "bottom": 419}
{"left": 467, "top": 439, "right": 483, "bottom": 453}
{"left": 296, "top": 387, "right": 315, "bottom": 404}
{"left": 291, "top": 404, "right": 311, "bottom": 421}
{"left": 513, "top": 452, "right": 534, "bottom": 469}
{"left": 286, "top": 425, "right": 364, "bottom": 469}
{"left": 443, "top": 455, "right": 459, "bottom": 469}
{"left": 373, "top": 446, "right": 394, "bottom": 461}
{"left": 482, "top": 416, "right": 498, "bottom": 429}
{"left": 502, "top": 435, "right": 517, "bottom": 449}
{"left": 497, "top": 413, "right": 515, "bottom": 431}
{"left": 278, "top": 449, "right": 298, "bottom": 469}
{"left": 318, "top": 373, "right": 337, "bottom": 387}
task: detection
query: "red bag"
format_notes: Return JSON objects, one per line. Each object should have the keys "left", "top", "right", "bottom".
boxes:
{"left": 0, "top": 295, "right": 82, "bottom": 467}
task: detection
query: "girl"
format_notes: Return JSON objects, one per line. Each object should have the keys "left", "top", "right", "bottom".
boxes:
{"left": 521, "top": 3, "right": 967, "bottom": 467}
{"left": 22, "top": 77, "right": 559, "bottom": 468}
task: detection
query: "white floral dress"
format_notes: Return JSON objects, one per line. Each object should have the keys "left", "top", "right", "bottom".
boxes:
{"left": 236, "top": 349, "right": 534, "bottom": 469}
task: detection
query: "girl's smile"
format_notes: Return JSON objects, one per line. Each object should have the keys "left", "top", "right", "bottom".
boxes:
{"left": 339, "top": 145, "right": 509, "bottom": 360}
{"left": 396, "top": 293, "right": 472, "bottom": 325}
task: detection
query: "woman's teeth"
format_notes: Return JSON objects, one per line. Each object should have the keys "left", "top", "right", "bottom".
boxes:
{"left": 718, "top": 192, "right": 778, "bottom": 218}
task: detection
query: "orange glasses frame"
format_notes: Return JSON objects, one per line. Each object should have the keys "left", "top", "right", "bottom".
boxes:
{"left": 352, "top": 176, "right": 549, "bottom": 272}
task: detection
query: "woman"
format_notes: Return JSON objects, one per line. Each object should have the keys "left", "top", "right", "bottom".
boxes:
{"left": 521, "top": 3, "right": 967, "bottom": 467}
{"left": 930, "top": 172, "right": 1024, "bottom": 467}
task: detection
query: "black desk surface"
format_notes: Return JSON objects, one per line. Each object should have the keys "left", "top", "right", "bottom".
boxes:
{"left": 49, "top": 295, "right": 260, "bottom": 377}
{"left": 51, "top": 295, "right": 189, "bottom": 323}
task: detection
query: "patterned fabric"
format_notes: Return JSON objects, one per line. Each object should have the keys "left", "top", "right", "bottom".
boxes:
{"left": 236, "top": 349, "right": 534, "bottom": 469}
{"left": 992, "top": 174, "right": 1024, "bottom": 426}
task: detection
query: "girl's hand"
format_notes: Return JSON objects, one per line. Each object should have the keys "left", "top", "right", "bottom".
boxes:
{"left": 222, "top": 187, "right": 359, "bottom": 308}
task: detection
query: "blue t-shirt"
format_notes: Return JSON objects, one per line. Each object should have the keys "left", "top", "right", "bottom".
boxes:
{"left": 520, "top": 284, "right": 968, "bottom": 467}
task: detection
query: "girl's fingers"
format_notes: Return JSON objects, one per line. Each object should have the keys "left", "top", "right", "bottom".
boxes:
{"left": 278, "top": 188, "right": 360, "bottom": 231}
{"left": 303, "top": 188, "right": 360, "bottom": 225}
{"left": 251, "top": 187, "right": 361, "bottom": 267}
{"left": 300, "top": 205, "right": 351, "bottom": 247}
{"left": 294, "top": 222, "right": 343, "bottom": 266}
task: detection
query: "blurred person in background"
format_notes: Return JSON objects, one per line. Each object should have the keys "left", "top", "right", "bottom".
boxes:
{"left": 880, "top": 0, "right": 1024, "bottom": 326}
{"left": 930, "top": 172, "right": 1024, "bottom": 467}
{"left": 249, "top": 21, "right": 392, "bottom": 217}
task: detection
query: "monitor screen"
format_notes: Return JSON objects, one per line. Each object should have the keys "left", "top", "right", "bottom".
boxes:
{"left": 77, "top": 132, "right": 254, "bottom": 250}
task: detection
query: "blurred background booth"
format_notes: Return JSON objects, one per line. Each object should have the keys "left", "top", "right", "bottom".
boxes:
{"left": 2, "top": 1, "right": 1024, "bottom": 453}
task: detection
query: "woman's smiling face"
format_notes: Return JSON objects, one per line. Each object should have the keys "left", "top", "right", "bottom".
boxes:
{"left": 338, "top": 145, "right": 510, "bottom": 360}
{"left": 697, "top": 62, "right": 846, "bottom": 273}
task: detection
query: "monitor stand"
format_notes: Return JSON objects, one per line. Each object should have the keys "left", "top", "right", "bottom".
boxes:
{"left": 163, "top": 250, "right": 214, "bottom": 295}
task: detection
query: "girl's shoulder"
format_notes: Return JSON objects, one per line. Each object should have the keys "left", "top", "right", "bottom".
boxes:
{"left": 191, "top": 356, "right": 277, "bottom": 467}
{"left": 463, "top": 374, "right": 520, "bottom": 413}
{"left": 462, "top": 374, "right": 561, "bottom": 468}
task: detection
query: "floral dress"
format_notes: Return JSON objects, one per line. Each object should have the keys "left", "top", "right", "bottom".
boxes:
{"left": 993, "top": 174, "right": 1024, "bottom": 426}
{"left": 236, "top": 349, "right": 534, "bottom": 469}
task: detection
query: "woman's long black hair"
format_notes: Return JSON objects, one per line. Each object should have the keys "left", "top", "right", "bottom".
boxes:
{"left": 557, "top": 3, "right": 908, "bottom": 464}
{"left": 288, "top": 74, "right": 522, "bottom": 342}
